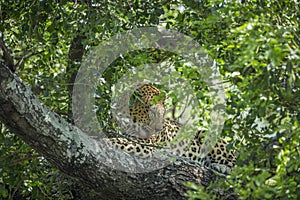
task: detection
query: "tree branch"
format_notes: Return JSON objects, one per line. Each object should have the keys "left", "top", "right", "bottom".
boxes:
{"left": 14, "top": 50, "right": 45, "bottom": 70}
{"left": 11, "top": 154, "right": 41, "bottom": 165}
{"left": 0, "top": 37, "right": 15, "bottom": 71}
{"left": 67, "top": 34, "right": 86, "bottom": 122}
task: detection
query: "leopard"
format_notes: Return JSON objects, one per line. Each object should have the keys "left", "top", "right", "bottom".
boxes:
{"left": 112, "top": 82, "right": 166, "bottom": 139}
{"left": 109, "top": 83, "right": 236, "bottom": 174}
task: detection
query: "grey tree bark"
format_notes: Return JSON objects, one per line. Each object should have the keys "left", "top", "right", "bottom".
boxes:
{"left": 0, "top": 63, "right": 218, "bottom": 199}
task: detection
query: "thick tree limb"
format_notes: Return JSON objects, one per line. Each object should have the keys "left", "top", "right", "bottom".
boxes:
{"left": 0, "top": 63, "right": 217, "bottom": 199}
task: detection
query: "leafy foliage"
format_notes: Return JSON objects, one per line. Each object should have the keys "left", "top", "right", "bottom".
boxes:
{"left": 0, "top": 125, "right": 74, "bottom": 199}
{"left": 0, "top": 0, "right": 299, "bottom": 199}
{"left": 170, "top": 0, "right": 300, "bottom": 199}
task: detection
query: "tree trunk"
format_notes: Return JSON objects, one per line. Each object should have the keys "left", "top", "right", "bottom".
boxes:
{"left": 0, "top": 63, "right": 217, "bottom": 199}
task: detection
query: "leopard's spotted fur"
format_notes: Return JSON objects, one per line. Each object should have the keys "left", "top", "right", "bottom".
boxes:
{"left": 109, "top": 83, "right": 236, "bottom": 174}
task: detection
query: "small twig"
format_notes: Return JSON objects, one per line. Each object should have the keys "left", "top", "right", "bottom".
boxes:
{"left": 11, "top": 154, "right": 41, "bottom": 165}
{"left": 55, "top": 111, "right": 69, "bottom": 116}
{"left": 126, "top": 0, "right": 133, "bottom": 10}
{"left": 14, "top": 50, "right": 45, "bottom": 69}
{"left": 0, "top": 151, "right": 29, "bottom": 160}
{"left": 178, "top": 94, "right": 191, "bottom": 119}
{"left": 10, "top": 177, "right": 26, "bottom": 200}
{"left": 294, "top": 34, "right": 300, "bottom": 44}
{"left": 171, "top": 102, "right": 176, "bottom": 119}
